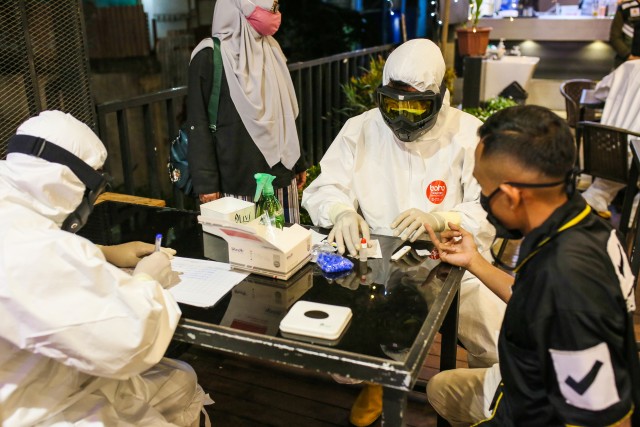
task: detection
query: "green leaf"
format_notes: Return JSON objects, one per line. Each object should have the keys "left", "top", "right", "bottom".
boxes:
{"left": 463, "top": 97, "right": 519, "bottom": 122}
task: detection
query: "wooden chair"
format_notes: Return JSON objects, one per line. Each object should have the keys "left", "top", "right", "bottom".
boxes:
{"left": 560, "top": 79, "right": 597, "bottom": 129}
{"left": 620, "top": 139, "right": 640, "bottom": 278}
{"left": 578, "top": 121, "right": 640, "bottom": 186}
{"left": 578, "top": 122, "right": 640, "bottom": 244}
{"left": 617, "top": 140, "right": 640, "bottom": 352}
{"left": 561, "top": 80, "right": 600, "bottom": 168}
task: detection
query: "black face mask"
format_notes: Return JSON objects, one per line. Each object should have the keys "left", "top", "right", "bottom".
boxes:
{"left": 480, "top": 188, "right": 524, "bottom": 241}
{"left": 481, "top": 170, "right": 578, "bottom": 239}
{"left": 7, "top": 135, "right": 110, "bottom": 233}
{"left": 481, "top": 172, "right": 578, "bottom": 268}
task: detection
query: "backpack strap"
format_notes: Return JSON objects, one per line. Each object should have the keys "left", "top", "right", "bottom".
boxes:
{"left": 208, "top": 37, "right": 223, "bottom": 133}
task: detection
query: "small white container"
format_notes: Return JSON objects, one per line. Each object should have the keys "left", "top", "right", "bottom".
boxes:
{"left": 200, "top": 197, "right": 255, "bottom": 224}
{"left": 280, "top": 301, "right": 352, "bottom": 341}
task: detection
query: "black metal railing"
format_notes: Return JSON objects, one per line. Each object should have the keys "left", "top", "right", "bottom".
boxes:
{"left": 95, "top": 44, "right": 395, "bottom": 208}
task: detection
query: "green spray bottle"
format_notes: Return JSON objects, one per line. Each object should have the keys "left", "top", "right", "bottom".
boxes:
{"left": 254, "top": 173, "right": 285, "bottom": 229}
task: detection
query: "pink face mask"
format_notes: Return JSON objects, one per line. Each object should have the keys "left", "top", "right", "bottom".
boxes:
{"left": 246, "top": 6, "right": 281, "bottom": 36}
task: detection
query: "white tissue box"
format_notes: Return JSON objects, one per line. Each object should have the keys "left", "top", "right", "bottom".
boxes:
{"left": 200, "top": 197, "right": 255, "bottom": 224}
{"left": 198, "top": 217, "right": 312, "bottom": 280}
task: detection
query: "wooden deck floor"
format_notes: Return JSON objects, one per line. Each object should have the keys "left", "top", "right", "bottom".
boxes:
{"left": 177, "top": 335, "right": 464, "bottom": 427}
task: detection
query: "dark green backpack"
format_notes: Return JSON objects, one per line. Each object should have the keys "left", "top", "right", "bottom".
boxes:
{"left": 168, "top": 37, "right": 222, "bottom": 197}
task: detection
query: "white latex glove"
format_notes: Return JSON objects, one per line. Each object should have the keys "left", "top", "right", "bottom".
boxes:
{"left": 328, "top": 210, "right": 371, "bottom": 256}
{"left": 133, "top": 251, "right": 180, "bottom": 289}
{"left": 98, "top": 242, "right": 176, "bottom": 268}
{"left": 391, "top": 209, "right": 446, "bottom": 242}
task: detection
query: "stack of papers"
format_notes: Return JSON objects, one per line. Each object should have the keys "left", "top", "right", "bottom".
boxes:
{"left": 169, "top": 257, "right": 249, "bottom": 307}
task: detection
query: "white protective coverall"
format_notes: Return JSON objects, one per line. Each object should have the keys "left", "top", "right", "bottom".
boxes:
{"left": 581, "top": 60, "right": 640, "bottom": 213}
{"left": 302, "top": 39, "right": 505, "bottom": 367}
{"left": 0, "top": 111, "right": 209, "bottom": 426}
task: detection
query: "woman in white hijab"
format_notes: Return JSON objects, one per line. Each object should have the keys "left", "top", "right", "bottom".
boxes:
{"left": 187, "top": 0, "right": 307, "bottom": 222}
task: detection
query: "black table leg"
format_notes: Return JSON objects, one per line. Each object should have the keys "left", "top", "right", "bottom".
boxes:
{"left": 381, "top": 386, "right": 407, "bottom": 426}
{"left": 620, "top": 154, "right": 639, "bottom": 239}
{"left": 440, "top": 287, "right": 460, "bottom": 372}
{"left": 436, "top": 286, "right": 460, "bottom": 427}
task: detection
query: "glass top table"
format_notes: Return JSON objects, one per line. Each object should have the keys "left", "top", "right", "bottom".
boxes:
{"left": 81, "top": 201, "right": 463, "bottom": 426}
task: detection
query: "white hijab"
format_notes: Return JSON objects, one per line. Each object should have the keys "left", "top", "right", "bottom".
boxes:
{"left": 211, "top": 0, "right": 300, "bottom": 170}
{"left": 382, "top": 38, "right": 451, "bottom": 145}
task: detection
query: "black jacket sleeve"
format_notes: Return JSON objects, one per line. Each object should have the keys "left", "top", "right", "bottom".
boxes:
{"left": 610, "top": 7, "right": 631, "bottom": 61}
{"left": 186, "top": 48, "right": 221, "bottom": 195}
{"left": 294, "top": 144, "right": 309, "bottom": 174}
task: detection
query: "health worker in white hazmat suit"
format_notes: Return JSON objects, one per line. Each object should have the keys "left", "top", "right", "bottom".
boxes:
{"left": 0, "top": 111, "right": 211, "bottom": 427}
{"left": 580, "top": 60, "right": 640, "bottom": 217}
{"left": 302, "top": 38, "right": 505, "bottom": 427}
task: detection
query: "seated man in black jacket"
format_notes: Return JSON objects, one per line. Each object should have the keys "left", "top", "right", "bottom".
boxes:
{"left": 426, "top": 105, "right": 640, "bottom": 426}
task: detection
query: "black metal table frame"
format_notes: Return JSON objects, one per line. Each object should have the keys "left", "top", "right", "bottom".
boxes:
{"left": 173, "top": 265, "right": 462, "bottom": 427}
{"left": 81, "top": 201, "right": 462, "bottom": 426}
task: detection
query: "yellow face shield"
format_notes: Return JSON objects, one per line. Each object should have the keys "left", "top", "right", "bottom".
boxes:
{"left": 380, "top": 97, "right": 435, "bottom": 123}
{"left": 376, "top": 83, "right": 444, "bottom": 142}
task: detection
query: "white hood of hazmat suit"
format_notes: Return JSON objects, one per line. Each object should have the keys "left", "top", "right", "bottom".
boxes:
{"left": 0, "top": 111, "right": 191, "bottom": 426}
{"left": 593, "top": 59, "right": 640, "bottom": 132}
{"left": 302, "top": 39, "right": 494, "bottom": 252}
{"left": 580, "top": 60, "right": 640, "bottom": 213}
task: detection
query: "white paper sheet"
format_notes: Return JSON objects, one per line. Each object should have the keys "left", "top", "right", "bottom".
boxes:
{"left": 169, "top": 256, "right": 249, "bottom": 308}
{"left": 310, "top": 229, "right": 328, "bottom": 246}
{"left": 366, "top": 239, "right": 383, "bottom": 259}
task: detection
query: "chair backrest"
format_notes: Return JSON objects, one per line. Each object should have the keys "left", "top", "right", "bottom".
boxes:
{"left": 619, "top": 140, "right": 640, "bottom": 278}
{"left": 560, "top": 79, "right": 597, "bottom": 127}
{"left": 579, "top": 121, "right": 640, "bottom": 184}
{"left": 626, "top": 203, "right": 640, "bottom": 280}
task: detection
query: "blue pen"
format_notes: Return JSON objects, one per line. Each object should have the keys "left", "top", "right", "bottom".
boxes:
{"left": 154, "top": 233, "right": 162, "bottom": 252}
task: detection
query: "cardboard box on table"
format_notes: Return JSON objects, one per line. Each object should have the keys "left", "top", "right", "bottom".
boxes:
{"left": 200, "top": 197, "right": 255, "bottom": 223}
{"left": 199, "top": 197, "right": 255, "bottom": 263}
{"left": 198, "top": 216, "right": 312, "bottom": 280}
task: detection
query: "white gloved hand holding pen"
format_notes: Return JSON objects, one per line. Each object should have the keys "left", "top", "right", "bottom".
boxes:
{"left": 327, "top": 205, "right": 371, "bottom": 256}
{"left": 98, "top": 241, "right": 177, "bottom": 268}
{"left": 391, "top": 209, "right": 461, "bottom": 242}
{"left": 133, "top": 251, "right": 181, "bottom": 289}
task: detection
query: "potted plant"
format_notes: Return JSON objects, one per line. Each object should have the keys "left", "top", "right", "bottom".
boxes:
{"left": 456, "top": 0, "right": 492, "bottom": 57}
{"left": 463, "top": 96, "right": 519, "bottom": 122}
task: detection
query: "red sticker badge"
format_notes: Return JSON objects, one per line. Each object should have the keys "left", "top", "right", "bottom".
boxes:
{"left": 426, "top": 180, "right": 447, "bottom": 204}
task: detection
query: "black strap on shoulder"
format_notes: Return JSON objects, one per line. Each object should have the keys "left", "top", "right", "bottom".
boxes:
{"left": 208, "top": 37, "right": 223, "bottom": 133}
{"left": 7, "top": 134, "right": 104, "bottom": 191}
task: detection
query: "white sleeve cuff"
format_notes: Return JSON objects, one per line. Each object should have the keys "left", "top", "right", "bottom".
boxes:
{"left": 132, "top": 273, "right": 154, "bottom": 283}
{"left": 328, "top": 203, "right": 357, "bottom": 224}
{"left": 436, "top": 211, "right": 462, "bottom": 230}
